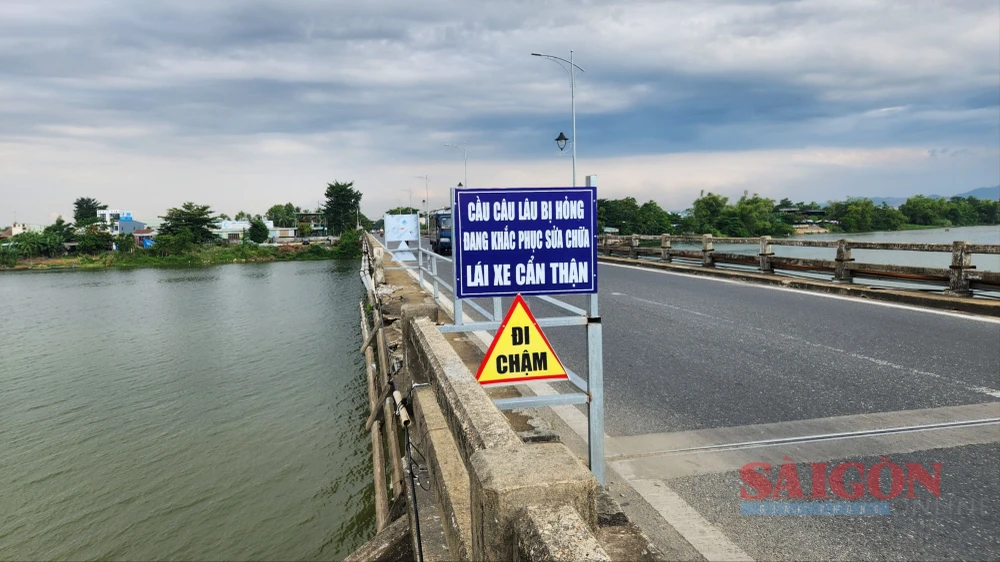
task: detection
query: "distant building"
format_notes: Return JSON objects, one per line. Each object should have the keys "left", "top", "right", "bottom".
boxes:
{"left": 295, "top": 212, "right": 327, "bottom": 237}
{"left": 268, "top": 225, "right": 297, "bottom": 240}
{"left": 213, "top": 219, "right": 294, "bottom": 243}
{"left": 0, "top": 222, "right": 44, "bottom": 238}
{"left": 133, "top": 229, "right": 156, "bottom": 249}
{"left": 96, "top": 209, "right": 144, "bottom": 235}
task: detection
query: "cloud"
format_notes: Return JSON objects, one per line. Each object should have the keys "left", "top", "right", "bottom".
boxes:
{"left": 0, "top": 0, "right": 997, "bottom": 224}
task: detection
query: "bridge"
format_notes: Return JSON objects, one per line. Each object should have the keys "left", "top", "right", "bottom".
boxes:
{"left": 359, "top": 233, "right": 1000, "bottom": 561}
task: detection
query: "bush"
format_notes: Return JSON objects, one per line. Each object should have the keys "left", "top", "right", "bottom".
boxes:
{"left": 0, "top": 245, "right": 17, "bottom": 268}
{"left": 331, "top": 229, "right": 362, "bottom": 259}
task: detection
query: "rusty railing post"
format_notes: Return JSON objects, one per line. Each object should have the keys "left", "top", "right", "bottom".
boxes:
{"left": 630, "top": 234, "right": 639, "bottom": 260}
{"left": 660, "top": 234, "right": 672, "bottom": 263}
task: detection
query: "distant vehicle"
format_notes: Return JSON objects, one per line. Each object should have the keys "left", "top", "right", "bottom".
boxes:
{"left": 429, "top": 212, "right": 452, "bottom": 255}
{"left": 302, "top": 239, "right": 310, "bottom": 245}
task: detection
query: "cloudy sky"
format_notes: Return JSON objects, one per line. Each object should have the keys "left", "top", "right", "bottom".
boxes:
{"left": 1, "top": 0, "right": 998, "bottom": 225}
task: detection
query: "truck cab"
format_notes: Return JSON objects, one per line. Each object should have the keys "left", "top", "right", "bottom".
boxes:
{"left": 430, "top": 212, "right": 452, "bottom": 255}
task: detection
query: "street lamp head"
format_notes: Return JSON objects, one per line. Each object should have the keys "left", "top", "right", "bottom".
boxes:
{"left": 555, "top": 132, "right": 569, "bottom": 151}
{"left": 531, "top": 53, "right": 542, "bottom": 56}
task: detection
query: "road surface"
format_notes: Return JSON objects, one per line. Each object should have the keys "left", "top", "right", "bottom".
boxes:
{"left": 382, "top": 236, "right": 1000, "bottom": 561}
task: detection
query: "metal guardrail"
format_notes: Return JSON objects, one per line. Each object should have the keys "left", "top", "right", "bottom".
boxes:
{"left": 599, "top": 233, "right": 1000, "bottom": 296}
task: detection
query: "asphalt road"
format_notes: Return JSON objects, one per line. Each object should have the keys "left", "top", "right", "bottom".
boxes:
{"left": 397, "top": 237, "right": 999, "bottom": 433}
{"left": 383, "top": 236, "right": 1000, "bottom": 560}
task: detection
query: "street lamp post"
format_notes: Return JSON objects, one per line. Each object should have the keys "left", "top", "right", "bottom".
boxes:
{"left": 532, "top": 50, "right": 585, "bottom": 187}
{"left": 415, "top": 175, "right": 429, "bottom": 233}
{"left": 444, "top": 144, "right": 469, "bottom": 189}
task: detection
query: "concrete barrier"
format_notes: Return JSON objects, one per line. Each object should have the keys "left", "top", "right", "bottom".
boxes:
{"left": 402, "top": 307, "right": 605, "bottom": 561}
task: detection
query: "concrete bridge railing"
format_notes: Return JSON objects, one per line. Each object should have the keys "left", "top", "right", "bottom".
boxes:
{"left": 352, "top": 232, "right": 611, "bottom": 561}
{"left": 599, "top": 234, "right": 1000, "bottom": 297}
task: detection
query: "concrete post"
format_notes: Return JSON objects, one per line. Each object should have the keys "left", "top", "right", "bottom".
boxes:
{"left": 469, "top": 444, "right": 599, "bottom": 561}
{"left": 759, "top": 235, "right": 773, "bottom": 273}
{"left": 702, "top": 234, "right": 715, "bottom": 267}
{"left": 374, "top": 248, "right": 386, "bottom": 285}
{"left": 660, "top": 234, "right": 672, "bottom": 262}
{"left": 834, "top": 239, "right": 853, "bottom": 283}
{"left": 629, "top": 234, "right": 639, "bottom": 260}
{"left": 948, "top": 240, "right": 973, "bottom": 296}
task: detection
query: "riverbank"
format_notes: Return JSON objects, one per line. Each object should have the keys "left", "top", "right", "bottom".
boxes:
{"left": 1, "top": 232, "right": 362, "bottom": 272}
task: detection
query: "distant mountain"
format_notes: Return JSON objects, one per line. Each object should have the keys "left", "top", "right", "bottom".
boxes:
{"left": 955, "top": 185, "right": 1000, "bottom": 200}
{"left": 869, "top": 196, "right": 921, "bottom": 207}
{"left": 867, "top": 185, "right": 998, "bottom": 207}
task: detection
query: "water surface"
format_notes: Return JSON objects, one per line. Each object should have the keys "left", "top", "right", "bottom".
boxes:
{"left": 0, "top": 260, "right": 374, "bottom": 561}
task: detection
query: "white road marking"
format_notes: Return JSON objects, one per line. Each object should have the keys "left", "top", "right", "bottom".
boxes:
{"left": 775, "top": 332, "right": 1000, "bottom": 398}
{"left": 625, "top": 479, "right": 753, "bottom": 562}
{"left": 603, "top": 262, "right": 1000, "bottom": 324}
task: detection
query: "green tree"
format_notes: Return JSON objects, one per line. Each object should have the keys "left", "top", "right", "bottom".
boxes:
{"left": 77, "top": 230, "right": 113, "bottom": 254}
{"left": 597, "top": 197, "right": 641, "bottom": 234}
{"left": 12, "top": 232, "right": 42, "bottom": 260}
{"left": 151, "top": 230, "right": 195, "bottom": 256}
{"left": 159, "top": 202, "right": 220, "bottom": 244}
{"left": 247, "top": 218, "right": 270, "bottom": 243}
{"left": 115, "top": 233, "right": 136, "bottom": 253}
{"left": 266, "top": 203, "right": 298, "bottom": 227}
{"left": 323, "top": 181, "right": 362, "bottom": 235}
{"left": 689, "top": 192, "right": 729, "bottom": 235}
{"left": 74, "top": 216, "right": 113, "bottom": 254}
{"left": 43, "top": 216, "right": 75, "bottom": 242}
{"left": 838, "top": 198, "right": 876, "bottom": 232}
{"left": 234, "top": 210, "right": 251, "bottom": 221}
{"left": 899, "top": 195, "right": 944, "bottom": 226}
{"left": 298, "top": 222, "right": 313, "bottom": 238}
{"left": 218, "top": 213, "right": 231, "bottom": 221}
{"left": 973, "top": 198, "right": 999, "bottom": 224}
{"left": 872, "top": 203, "right": 906, "bottom": 231}
{"left": 0, "top": 245, "right": 17, "bottom": 267}
{"left": 73, "top": 197, "right": 107, "bottom": 223}
{"left": 633, "top": 200, "right": 674, "bottom": 234}
{"left": 384, "top": 206, "right": 421, "bottom": 215}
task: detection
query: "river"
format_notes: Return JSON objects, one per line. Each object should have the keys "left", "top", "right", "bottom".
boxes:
{"left": 0, "top": 260, "right": 374, "bottom": 560}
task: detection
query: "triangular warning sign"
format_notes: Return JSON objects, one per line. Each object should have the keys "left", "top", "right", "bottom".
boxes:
{"left": 476, "top": 294, "right": 568, "bottom": 386}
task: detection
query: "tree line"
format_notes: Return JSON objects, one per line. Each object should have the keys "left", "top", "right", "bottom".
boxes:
{"left": 597, "top": 192, "right": 999, "bottom": 237}
{"left": 1, "top": 181, "right": 369, "bottom": 267}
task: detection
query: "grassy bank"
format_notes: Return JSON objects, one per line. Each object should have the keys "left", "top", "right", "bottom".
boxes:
{"left": 1, "top": 231, "right": 361, "bottom": 272}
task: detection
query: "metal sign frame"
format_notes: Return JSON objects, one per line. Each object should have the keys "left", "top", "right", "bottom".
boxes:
{"left": 376, "top": 183, "right": 604, "bottom": 484}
